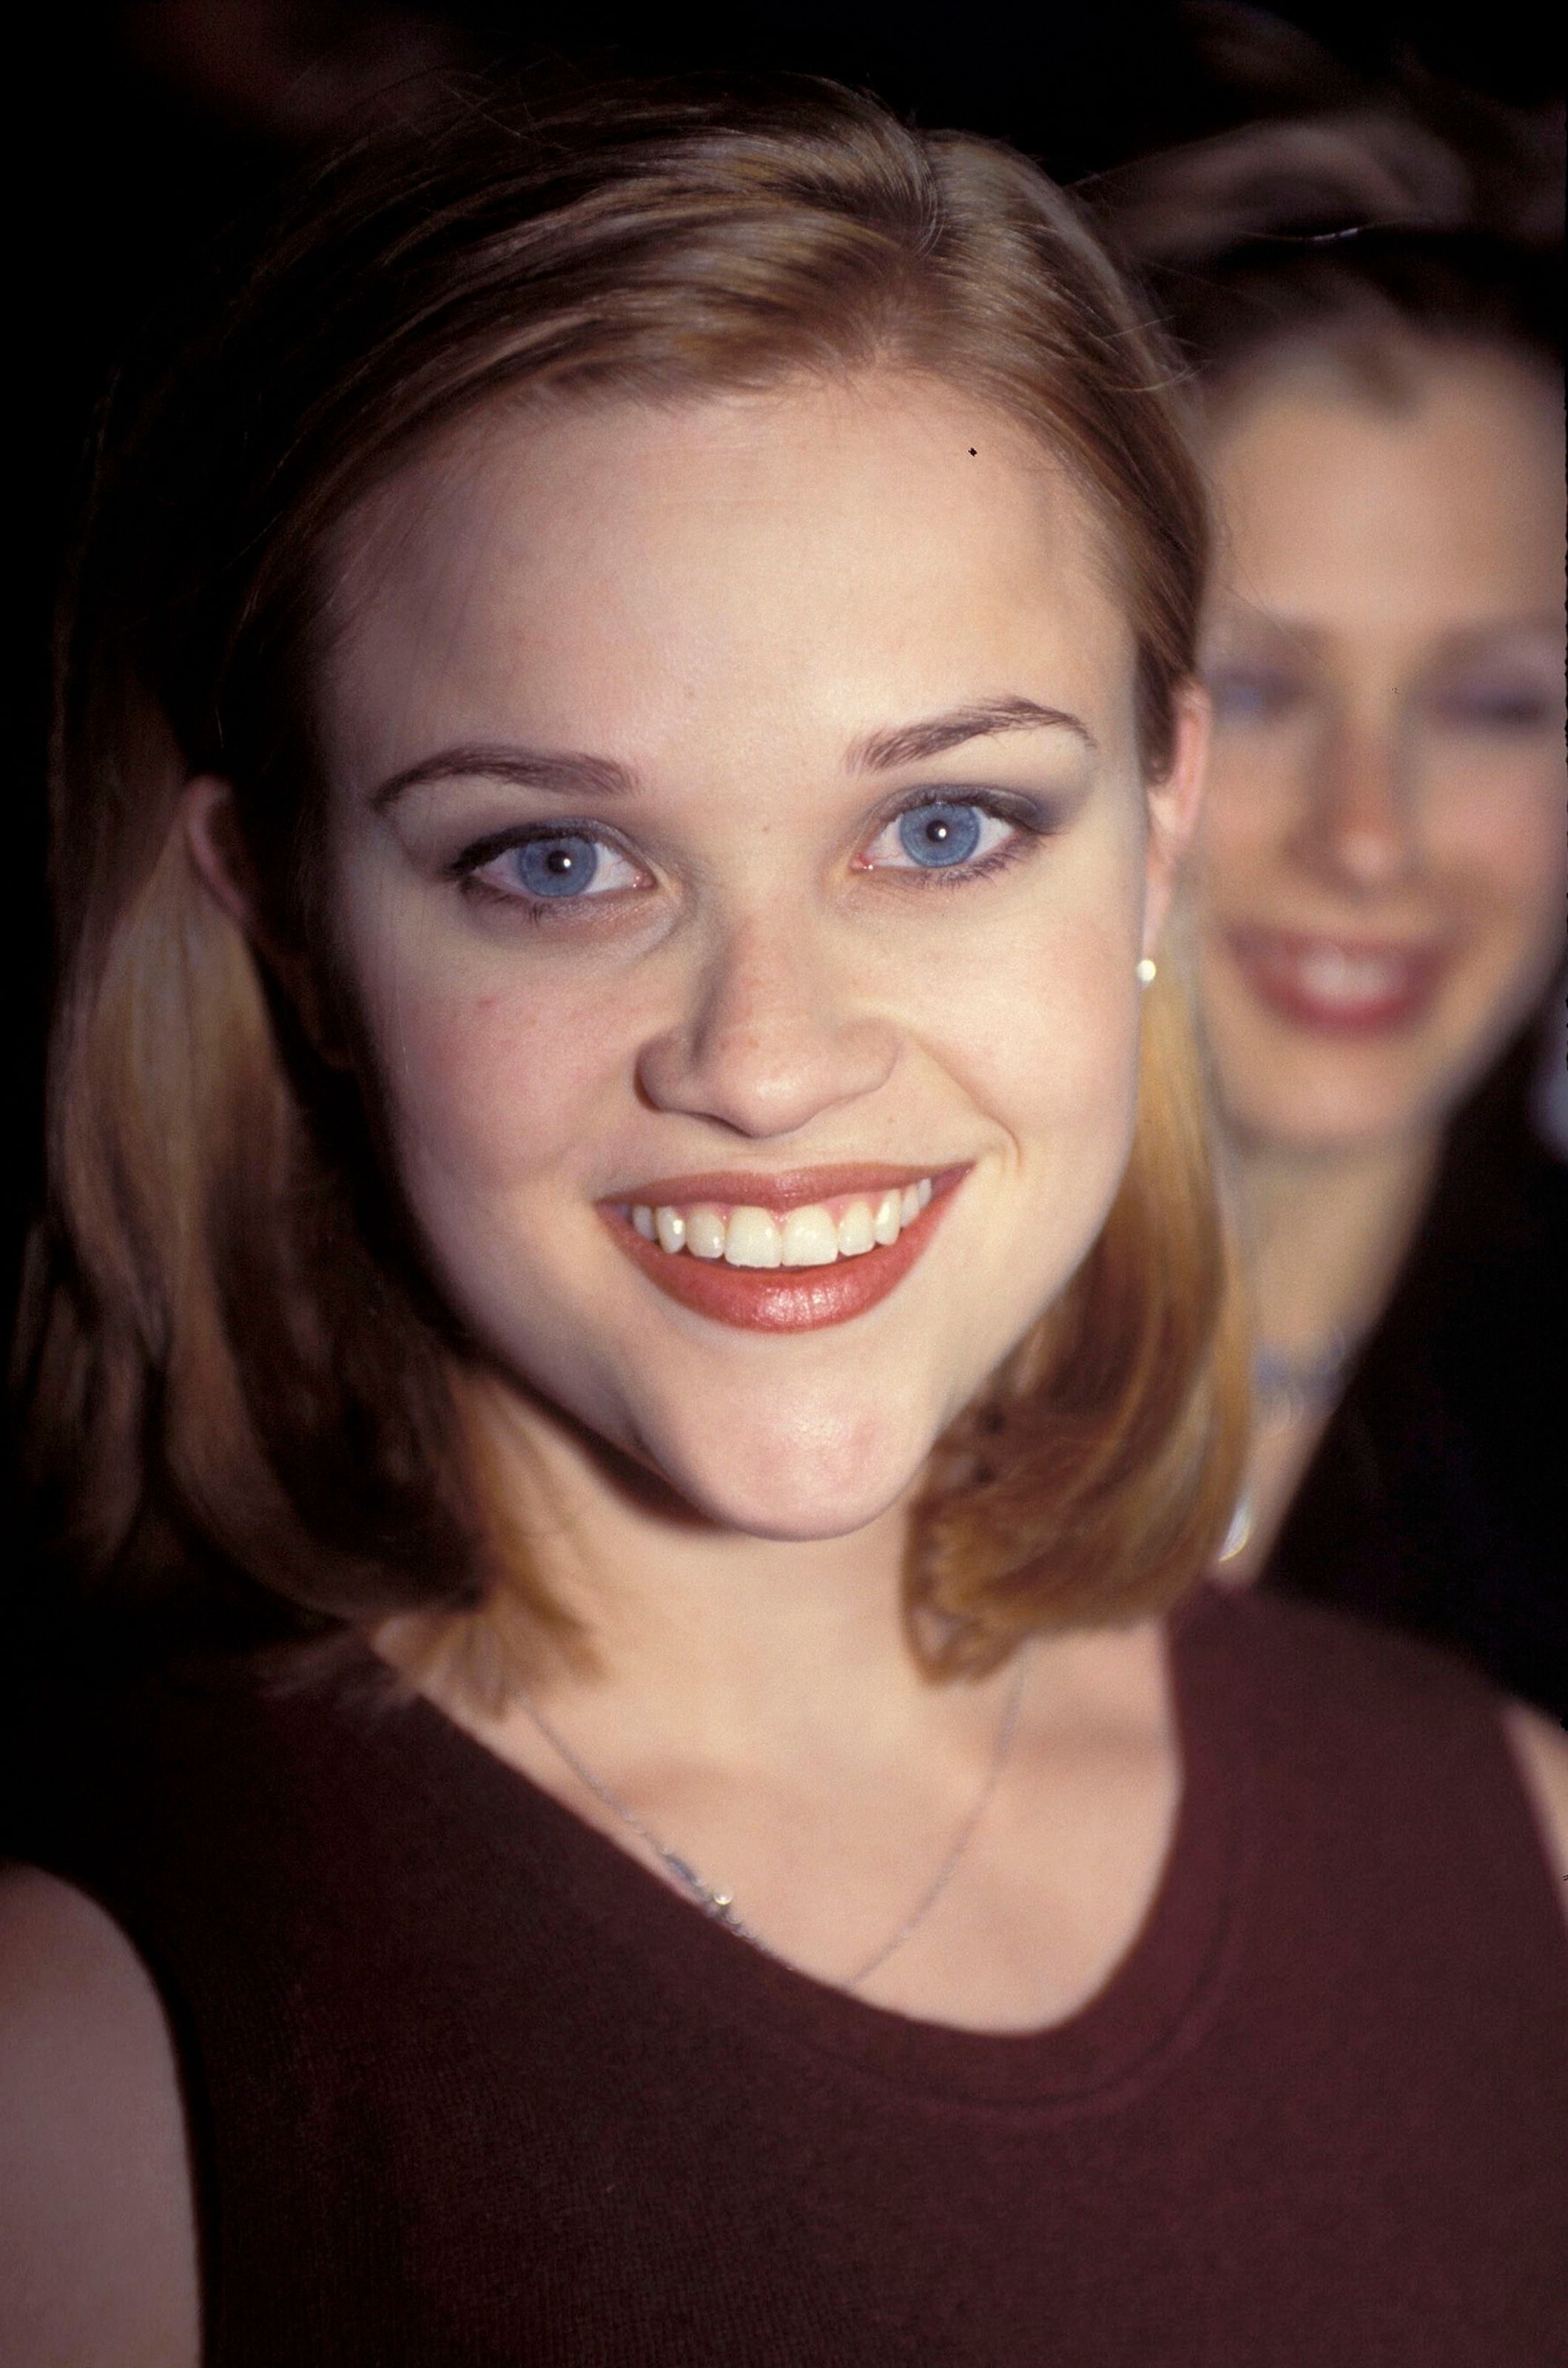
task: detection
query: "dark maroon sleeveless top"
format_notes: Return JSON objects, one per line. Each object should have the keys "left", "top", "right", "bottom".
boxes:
{"left": 11, "top": 1586, "right": 1567, "bottom": 2364}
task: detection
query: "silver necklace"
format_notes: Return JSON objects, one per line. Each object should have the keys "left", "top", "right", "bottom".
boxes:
{"left": 1251, "top": 1331, "right": 1354, "bottom": 1425}
{"left": 1218, "top": 1331, "right": 1359, "bottom": 1563}
{"left": 514, "top": 1649, "right": 1032, "bottom": 1991}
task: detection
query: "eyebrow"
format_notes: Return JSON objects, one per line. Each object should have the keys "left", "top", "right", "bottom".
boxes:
{"left": 1206, "top": 613, "right": 1563, "bottom": 664}
{"left": 369, "top": 745, "right": 639, "bottom": 812}
{"left": 848, "top": 696, "right": 1097, "bottom": 771}
{"left": 1205, "top": 616, "right": 1327, "bottom": 656}
{"left": 1434, "top": 617, "right": 1564, "bottom": 659}
{"left": 368, "top": 694, "right": 1096, "bottom": 812}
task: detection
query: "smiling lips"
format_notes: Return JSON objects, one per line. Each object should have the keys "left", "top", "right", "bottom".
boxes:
{"left": 1227, "top": 927, "right": 1449, "bottom": 1035}
{"left": 602, "top": 1166, "right": 962, "bottom": 1331}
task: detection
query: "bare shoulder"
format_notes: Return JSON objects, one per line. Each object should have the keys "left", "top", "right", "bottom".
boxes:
{"left": 0, "top": 1865, "right": 200, "bottom": 2368}
{"left": 1502, "top": 1703, "right": 1568, "bottom": 1926}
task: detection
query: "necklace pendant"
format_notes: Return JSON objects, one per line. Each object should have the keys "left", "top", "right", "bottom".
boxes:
{"left": 664, "top": 1854, "right": 738, "bottom": 1923}
{"left": 518, "top": 1646, "right": 1031, "bottom": 1988}
{"left": 1217, "top": 1490, "right": 1254, "bottom": 1564}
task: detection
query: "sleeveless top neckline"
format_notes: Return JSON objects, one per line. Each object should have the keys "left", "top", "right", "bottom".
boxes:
{"left": 10, "top": 1577, "right": 1567, "bottom": 2366}
{"left": 349, "top": 1584, "right": 1254, "bottom": 2115}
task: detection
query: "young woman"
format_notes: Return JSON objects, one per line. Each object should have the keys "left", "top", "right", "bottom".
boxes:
{"left": 2, "top": 83, "right": 1565, "bottom": 2367}
{"left": 1103, "top": 117, "right": 1567, "bottom": 1713}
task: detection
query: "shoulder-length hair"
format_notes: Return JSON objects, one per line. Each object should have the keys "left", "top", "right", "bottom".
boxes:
{"left": 17, "top": 76, "right": 1245, "bottom": 1684}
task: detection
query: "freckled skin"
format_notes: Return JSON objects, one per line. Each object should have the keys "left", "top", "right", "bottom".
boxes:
{"left": 1197, "top": 347, "right": 1567, "bottom": 1155}
{"left": 320, "top": 375, "right": 1197, "bottom": 1539}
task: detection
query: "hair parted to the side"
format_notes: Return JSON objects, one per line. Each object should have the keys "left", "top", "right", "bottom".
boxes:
{"left": 17, "top": 75, "right": 1246, "bottom": 1682}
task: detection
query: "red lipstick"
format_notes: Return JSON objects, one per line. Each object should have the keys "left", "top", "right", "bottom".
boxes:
{"left": 599, "top": 1166, "right": 965, "bottom": 1333}
{"left": 1226, "top": 928, "right": 1449, "bottom": 1037}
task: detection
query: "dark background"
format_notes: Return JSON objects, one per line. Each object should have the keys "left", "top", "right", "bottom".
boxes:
{"left": 12, "top": 0, "right": 1562, "bottom": 1332}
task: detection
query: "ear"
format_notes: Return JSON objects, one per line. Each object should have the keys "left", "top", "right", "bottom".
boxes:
{"left": 183, "top": 775, "right": 255, "bottom": 929}
{"left": 183, "top": 776, "right": 350, "bottom": 1066}
{"left": 1141, "top": 682, "right": 1209, "bottom": 958}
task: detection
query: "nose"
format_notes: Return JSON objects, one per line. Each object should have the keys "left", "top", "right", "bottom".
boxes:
{"left": 635, "top": 913, "right": 901, "bottom": 1140}
{"left": 1294, "top": 714, "right": 1422, "bottom": 895}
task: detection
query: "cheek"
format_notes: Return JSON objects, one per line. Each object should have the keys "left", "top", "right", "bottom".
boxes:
{"left": 394, "top": 995, "right": 613, "bottom": 1193}
{"left": 1433, "top": 764, "right": 1568, "bottom": 937}
{"left": 913, "top": 884, "right": 1144, "bottom": 1181}
{"left": 1198, "top": 739, "right": 1294, "bottom": 872}
{"left": 342, "top": 906, "right": 633, "bottom": 1202}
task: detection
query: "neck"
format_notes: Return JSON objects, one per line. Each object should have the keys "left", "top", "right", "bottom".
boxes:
{"left": 1233, "top": 1127, "right": 1441, "bottom": 1362}
{"left": 377, "top": 1372, "right": 1180, "bottom": 2032}
{"left": 408, "top": 1386, "right": 935, "bottom": 1758}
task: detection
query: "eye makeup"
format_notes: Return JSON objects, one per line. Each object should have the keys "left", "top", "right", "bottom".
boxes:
{"left": 450, "top": 824, "right": 650, "bottom": 914}
{"left": 1424, "top": 675, "right": 1561, "bottom": 736}
{"left": 1204, "top": 664, "right": 1309, "bottom": 727}
{"left": 440, "top": 780, "right": 1074, "bottom": 921}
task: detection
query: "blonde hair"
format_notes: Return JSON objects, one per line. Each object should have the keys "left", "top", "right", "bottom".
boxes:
{"left": 18, "top": 78, "right": 1245, "bottom": 1681}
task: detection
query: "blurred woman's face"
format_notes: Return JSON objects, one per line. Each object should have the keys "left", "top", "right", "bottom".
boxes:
{"left": 1197, "top": 343, "right": 1564, "bottom": 1156}
{"left": 316, "top": 375, "right": 1194, "bottom": 1541}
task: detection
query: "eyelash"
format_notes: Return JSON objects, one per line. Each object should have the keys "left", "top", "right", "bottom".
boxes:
{"left": 448, "top": 790, "right": 1057, "bottom": 920}
{"left": 861, "top": 790, "right": 1054, "bottom": 888}
{"left": 1209, "top": 668, "right": 1559, "bottom": 738}
{"left": 448, "top": 825, "right": 646, "bottom": 921}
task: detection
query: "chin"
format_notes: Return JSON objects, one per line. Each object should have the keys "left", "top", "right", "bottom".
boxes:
{"left": 1211, "top": 1009, "right": 1464, "bottom": 1157}
{"left": 621, "top": 1388, "right": 940, "bottom": 1543}
{"left": 1225, "top": 1070, "right": 1456, "bottom": 1159}
{"left": 1209, "top": 959, "right": 1540, "bottom": 1163}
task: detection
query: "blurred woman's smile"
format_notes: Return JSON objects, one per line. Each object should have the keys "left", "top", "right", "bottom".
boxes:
{"left": 1222, "top": 926, "right": 1452, "bottom": 1035}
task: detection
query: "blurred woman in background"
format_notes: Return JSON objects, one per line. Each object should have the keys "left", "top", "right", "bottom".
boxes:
{"left": 1106, "top": 99, "right": 1567, "bottom": 1717}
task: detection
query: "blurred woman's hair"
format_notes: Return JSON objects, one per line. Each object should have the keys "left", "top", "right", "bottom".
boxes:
{"left": 1094, "top": 13, "right": 1562, "bottom": 396}
{"left": 16, "top": 77, "right": 1245, "bottom": 1692}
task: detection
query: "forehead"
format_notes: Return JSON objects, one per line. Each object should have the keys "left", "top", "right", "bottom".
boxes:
{"left": 320, "top": 374, "right": 1134, "bottom": 781}
{"left": 1208, "top": 346, "right": 1564, "bottom": 623}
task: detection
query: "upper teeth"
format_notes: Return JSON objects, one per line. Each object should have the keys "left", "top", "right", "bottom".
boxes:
{"left": 1296, "top": 947, "right": 1414, "bottom": 1003}
{"left": 629, "top": 1178, "right": 934, "bottom": 1267}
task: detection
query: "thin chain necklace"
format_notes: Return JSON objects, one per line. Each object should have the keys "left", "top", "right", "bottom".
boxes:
{"left": 1218, "top": 1331, "right": 1360, "bottom": 1564}
{"left": 1251, "top": 1330, "right": 1354, "bottom": 1425}
{"left": 514, "top": 1648, "right": 1032, "bottom": 1991}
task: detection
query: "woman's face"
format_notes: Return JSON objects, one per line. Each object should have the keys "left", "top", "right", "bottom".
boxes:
{"left": 1197, "top": 343, "right": 1565, "bottom": 1157}
{"left": 317, "top": 375, "right": 1194, "bottom": 1540}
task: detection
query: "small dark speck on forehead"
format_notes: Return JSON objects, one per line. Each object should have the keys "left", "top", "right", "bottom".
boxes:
{"left": 969, "top": 448, "right": 977, "bottom": 456}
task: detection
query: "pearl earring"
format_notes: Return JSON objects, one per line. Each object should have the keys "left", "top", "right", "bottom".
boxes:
{"left": 1135, "top": 956, "right": 1157, "bottom": 986}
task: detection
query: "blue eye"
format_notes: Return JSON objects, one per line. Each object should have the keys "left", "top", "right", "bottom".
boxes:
{"left": 1432, "top": 683, "right": 1557, "bottom": 734}
{"left": 511, "top": 834, "right": 600, "bottom": 896}
{"left": 1206, "top": 667, "right": 1305, "bottom": 725}
{"left": 895, "top": 801, "right": 985, "bottom": 867}
{"left": 464, "top": 830, "right": 644, "bottom": 906}
{"left": 859, "top": 796, "right": 1026, "bottom": 877}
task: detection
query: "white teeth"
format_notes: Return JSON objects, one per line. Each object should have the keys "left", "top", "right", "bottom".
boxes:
{"left": 835, "top": 1200, "right": 875, "bottom": 1257}
{"left": 686, "top": 1207, "right": 727, "bottom": 1260}
{"left": 654, "top": 1206, "right": 686, "bottom": 1254}
{"left": 630, "top": 1180, "right": 936, "bottom": 1263}
{"left": 1256, "top": 937, "right": 1424, "bottom": 1010}
{"left": 724, "top": 1205, "right": 782, "bottom": 1268}
{"left": 780, "top": 1205, "right": 839, "bottom": 1268}
{"left": 1297, "top": 948, "right": 1407, "bottom": 1003}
